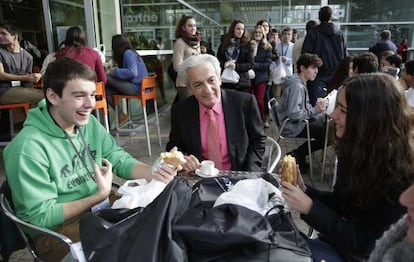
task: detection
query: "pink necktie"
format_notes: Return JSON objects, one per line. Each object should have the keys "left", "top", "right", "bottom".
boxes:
{"left": 206, "top": 108, "right": 222, "bottom": 169}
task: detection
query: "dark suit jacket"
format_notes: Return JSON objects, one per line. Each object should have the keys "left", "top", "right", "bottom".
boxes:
{"left": 166, "top": 89, "right": 266, "bottom": 171}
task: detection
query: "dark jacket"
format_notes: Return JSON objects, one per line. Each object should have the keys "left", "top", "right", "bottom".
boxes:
{"left": 252, "top": 41, "right": 272, "bottom": 86}
{"left": 302, "top": 165, "right": 407, "bottom": 261}
{"left": 166, "top": 89, "right": 266, "bottom": 171}
{"left": 217, "top": 42, "right": 254, "bottom": 90}
{"left": 302, "top": 22, "right": 347, "bottom": 81}
{"left": 369, "top": 39, "right": 398, "bottom": 61}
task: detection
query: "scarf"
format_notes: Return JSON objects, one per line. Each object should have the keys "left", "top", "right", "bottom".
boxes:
{"left": 225, "top": 38, "right": 240, "bottom": 61}
{"left": 181, "top": 31, "right": 200, "bottom": 49}
{"left": 368, "top": 215, "right": 414, "bottom": 262}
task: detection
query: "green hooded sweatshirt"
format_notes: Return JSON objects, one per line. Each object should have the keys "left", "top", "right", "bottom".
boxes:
{"left": 4, "top": 99, "right": 139, "bottom": 229}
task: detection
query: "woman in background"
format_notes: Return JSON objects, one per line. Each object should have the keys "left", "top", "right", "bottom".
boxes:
{"left": 250, "top": 25, "right": 272, "bottom": 127}
{"left": 105, "top": 34, "right": 148, "bottom": 111}
{"left": 173, "top": 15, "right": 200, "bottom": 101}
{"left": 327, "top": 56, "right": 353, "bottom": 93}
{"left": 55, "top": 26, "right": 106, "bottom": 83}
{"left": 217, "top": 19, "right": 254, "bottom": 91}
{"left": 397, "top": 38, "right": 409, "bottom": 63}
{"left": 282, "top": 73, "right": 414, "bottom": 261}
{"left": 200, "top": 40, "right": 215, "bottom": 56}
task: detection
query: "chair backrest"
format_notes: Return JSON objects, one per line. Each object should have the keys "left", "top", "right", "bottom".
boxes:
{"left": 140, "top": 75, "right": 157, "bottom": 107}
{"left": 0, "top": 182, "right": 74, "bottom": 261}
{"left": 267, "top": 98, "right": 281, "bottom": 128}
{"left": 267, "top": 98, "right": 296, "bottom": 141}
{"left": 264, "top": 136, "right": 282, "bottom": 173}
{"left": 0, "top": 182, "right": 26, "bottom": 260}
{"left": 94, "top": 81, "right": 108, "bottom": 114}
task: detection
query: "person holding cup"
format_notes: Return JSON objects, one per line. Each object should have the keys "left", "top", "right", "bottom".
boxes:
{"left": 276, "top": 53, "right": 326, "bottom": 172}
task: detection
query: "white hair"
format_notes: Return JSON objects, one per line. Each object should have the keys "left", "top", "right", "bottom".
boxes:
{"left": 177, "top": 54, "right": 222, "bottom": 87}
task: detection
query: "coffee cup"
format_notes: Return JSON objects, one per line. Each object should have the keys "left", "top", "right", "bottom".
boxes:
{"left": 200, "top": 160, "right": 215, "bottom": 175}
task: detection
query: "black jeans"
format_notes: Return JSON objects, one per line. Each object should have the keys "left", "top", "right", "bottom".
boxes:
{"left": 293, "top": 116, "right": 327, "bottom": 163}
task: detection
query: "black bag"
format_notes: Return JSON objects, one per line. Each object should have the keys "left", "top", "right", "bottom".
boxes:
{"left": 168, "top": 61, "right": 177, "bottom": 84}
{"left": 0, "top": 181, "right": 26, "bottom": 261}
{"left": 190, "top": 173, "right": 279, "bottom": 209}
{"left": 174, "top": 175, "right": 312, "bottom": 262}
{"left": 237, "top": 71, "right": 252, "bottom": 89}
{"left": 79, "top": 178, "right": 192, "bottom": 262}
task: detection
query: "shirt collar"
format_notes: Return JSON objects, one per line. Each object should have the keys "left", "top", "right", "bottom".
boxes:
{"left": 199, "top": 99, "right": 223, "bottom": 116}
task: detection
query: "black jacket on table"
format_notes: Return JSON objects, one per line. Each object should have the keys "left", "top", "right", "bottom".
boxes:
{"left": 166, "top": 89, "right": 266, "bottom": 171}
{"left": 302, "top": 164, "right": 407, "bottom": 261}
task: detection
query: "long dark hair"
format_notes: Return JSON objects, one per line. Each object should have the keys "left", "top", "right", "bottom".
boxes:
{"left": 111, "top": 34, "right": 134, "bottom": 67}
{"left": 336, "top": 73, "right": 414, "bottom": 208}
{"left": 55, "top": 26, "right": 86, "bottom": 57}
{"left": 328, "top": 56, "right": 353, "bottom": 92}
{"left": 219, "top": 19, "right": 250, "bottom": 53}
{"left": 175, "top": 15, "right": 194, "bottom": 39}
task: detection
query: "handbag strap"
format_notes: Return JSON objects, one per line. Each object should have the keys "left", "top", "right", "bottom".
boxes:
{"left": 265, "top": 204, "right": 285, "bottom": 217}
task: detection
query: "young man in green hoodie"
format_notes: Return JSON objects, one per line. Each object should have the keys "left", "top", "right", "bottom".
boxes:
{"left": 3, "top": 57, "right": 179, "bottom": 260}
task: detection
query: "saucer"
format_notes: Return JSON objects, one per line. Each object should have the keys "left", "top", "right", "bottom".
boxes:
{"left": 195, "top": 168, "right": 219, "bottom": 178}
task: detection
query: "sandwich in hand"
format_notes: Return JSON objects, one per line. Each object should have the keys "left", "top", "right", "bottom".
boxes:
{"left": 160, "top": 147, "right": 186, "bottom": 169}
{"left": 280, "top": 155, "right": 297, "bottom": 185}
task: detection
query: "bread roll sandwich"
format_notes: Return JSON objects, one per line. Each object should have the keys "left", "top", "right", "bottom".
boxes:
{"left": 280, "top": 155, "right": 297, "bottom": 185}
{"left": 160, "top": 147, "right": 186, "bottom": 169}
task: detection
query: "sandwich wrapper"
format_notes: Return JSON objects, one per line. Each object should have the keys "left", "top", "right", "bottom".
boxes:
{"left": 112, "top": 179, "right": 166, "bottom": 209}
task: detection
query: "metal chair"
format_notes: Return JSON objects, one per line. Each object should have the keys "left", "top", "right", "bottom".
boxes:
{"left": 113, "top": 75, "right": 161, "bottom": 156}
{"left": 263, "top": 136, "right": 282, "bottom": 173}
{"left": 0, "top": 102, "right": 30, "bottom": 146}
{"left": 0, "top": 191, "right": 86, "bottom": 261}
{"left": 320, "top": 116, "right": 334, "bottom": 182}
{"left": 94, "top": 81, "right": 110, "bottom": 132}
{"left": 267, "top": 97, "right": 314, "bottom": 179}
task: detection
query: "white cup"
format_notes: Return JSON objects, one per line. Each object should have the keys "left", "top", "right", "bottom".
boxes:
{"left": 200, "top": 160, "right": 215, "bottom": 175}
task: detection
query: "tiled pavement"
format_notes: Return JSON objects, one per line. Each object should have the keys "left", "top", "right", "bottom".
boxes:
{"left": 0, "top": 86, "right": 336, "bottom": 261}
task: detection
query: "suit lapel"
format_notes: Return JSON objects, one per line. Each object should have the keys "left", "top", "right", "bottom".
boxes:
{"left": 221, "top": 90, "right": 237, "bottom": 168}
{"left": 188, "top": 97, "right": 202, "bottom": 159}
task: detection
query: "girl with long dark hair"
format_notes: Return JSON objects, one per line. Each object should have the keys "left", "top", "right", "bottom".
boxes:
{"left": 217, "top": 19, "right": 254, "bottom": 91}
{"left": 55, "top": 26, "right": 106, "bottom": 83}
{"left": 282, "top": 73, "right": 414, "bottom": 261}
{"left": 105, "top": 34, "right": 148, "bottom": 110}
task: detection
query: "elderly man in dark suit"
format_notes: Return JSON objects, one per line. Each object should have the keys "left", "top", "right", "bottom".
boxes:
{"left": 166, "top": 54, "right": 266, "bottom": 172}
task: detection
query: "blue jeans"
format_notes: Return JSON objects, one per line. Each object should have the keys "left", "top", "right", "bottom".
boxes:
{"left": 307, "top": 238, "right": 344, "bottom": 262}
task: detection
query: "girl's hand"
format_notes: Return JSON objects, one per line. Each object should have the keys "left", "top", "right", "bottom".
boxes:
{"left": 280, "top": 181, "right": 313, "bottom": 215}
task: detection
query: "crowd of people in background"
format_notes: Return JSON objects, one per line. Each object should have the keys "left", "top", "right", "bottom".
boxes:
{"left": 1, "top": 4, "right": 414, "bottom": 262}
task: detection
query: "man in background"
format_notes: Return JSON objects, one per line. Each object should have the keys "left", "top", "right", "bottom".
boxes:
{"left": 293, "top": 20, "right": 317, "bottom": 73}
{"left": 369, "top": 29, "right": 397, "bottom": 66}
{"left": 302, "top": 6, "right": 347, "bottom": 106}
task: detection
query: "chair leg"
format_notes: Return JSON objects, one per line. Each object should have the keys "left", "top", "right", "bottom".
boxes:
{"left": 306, "top": 121, "right": 313, "bottom": 179}
{"left": 154, "top": 101, "right": 161, "bottom": 146}
{"left": 143, "top": 106, "right": 151, "bottom": 156}
{"left": 114, "top": 102, "right": 120, "bottom": 144}
{"left": 127, "top": 100, "right": 133, "bottom": 145}
{"left": 103, "top": 115, "right": 110, "bottom": 133}
{"left": 321, "top": 118, "right": 331, "bottom": 182}
{"left": 8, "top": 109, "right": 15, "bottom": 137}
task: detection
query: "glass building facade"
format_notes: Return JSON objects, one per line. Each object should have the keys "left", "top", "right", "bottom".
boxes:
{"left": 120, "top": 0, "right": 414, "bottom": 56}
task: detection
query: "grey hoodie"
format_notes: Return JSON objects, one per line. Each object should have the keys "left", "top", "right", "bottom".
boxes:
{"left": 276, "top": 74, "right": 318, "bottom": 137}
{"left": 369, "top": 215, "right": 414, "bottom": 262}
